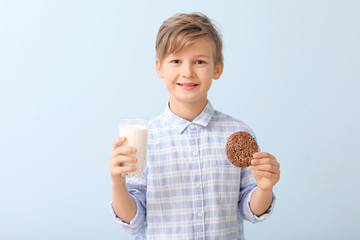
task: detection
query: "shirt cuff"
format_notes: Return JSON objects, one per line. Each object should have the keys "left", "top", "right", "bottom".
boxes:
{"left": 243, "top": 187, "right": 276, "bottom": 223}
{"left": 110, "top": 195, "right": 146, "bottom": 234}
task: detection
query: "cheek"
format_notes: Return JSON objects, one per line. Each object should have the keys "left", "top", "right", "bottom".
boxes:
{"left": 164, "top": 78, "right": 175, "bottom": 92}
{"left": 200, "top": 70, "right": 214, "bottom": 81}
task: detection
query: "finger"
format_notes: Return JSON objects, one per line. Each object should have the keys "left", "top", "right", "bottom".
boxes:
{"left": 253, "top": 152, "right": 275, "bottom": 160}
{"left": 113, "top": 137, "right": 127, "bottom": 150}
{"left": 251, "top": 158, "right": 279, "bottom": 168}
{"left": 111, "top": 146, "right": 137, "bottom": 158}
{"left": 109, "top": 147, "right": 136, "bottom": 161}
{"left": 251, "top": 157, "right": 273, "bottom": 166}
{"left": 112, "top": 155, "right": 137, "bottom": 166}
{"left": 111, "top": 166, "right": 137, "bottom": 176}
{"left": 252, "top": 153, "right": 279, "bottom": 169}
{"left": 252, "top": 164, "right": 280, "bottom": 175}
{"left": 253, "top": 170, "right": 277, "bottom": 179}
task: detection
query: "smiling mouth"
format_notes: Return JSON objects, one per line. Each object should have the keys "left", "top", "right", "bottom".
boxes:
{"left": 177, "top": 83, "right": 199, "bottom": 87}
{"left": 177, "top": 83, "right": 199, "bottom": 90}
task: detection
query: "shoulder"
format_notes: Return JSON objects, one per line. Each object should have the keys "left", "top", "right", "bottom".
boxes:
{"left": 211, "top": 109, "right": 256, "bottom": 137}
{"left": 148, "top": 114, "right": 164, "bottom": 131}
{"left": 149, "top": 114, "right": 163, "bottom": 125}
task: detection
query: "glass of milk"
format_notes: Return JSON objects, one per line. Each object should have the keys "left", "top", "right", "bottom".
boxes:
{"left": 119, "top": 118, "right": 148, "bottom": 178}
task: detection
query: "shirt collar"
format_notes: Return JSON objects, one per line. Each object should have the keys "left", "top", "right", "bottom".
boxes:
{"left": 162, "top": 100, "right": 215, "bottom": 134}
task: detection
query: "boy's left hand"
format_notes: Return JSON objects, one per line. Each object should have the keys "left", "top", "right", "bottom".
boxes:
{"left": 251, "top": 152, "right": 280, "bottom": 191}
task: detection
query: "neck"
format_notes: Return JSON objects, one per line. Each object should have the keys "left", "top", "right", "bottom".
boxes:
{"left": 168, "top": 99, "right": 207, "bottom": 122}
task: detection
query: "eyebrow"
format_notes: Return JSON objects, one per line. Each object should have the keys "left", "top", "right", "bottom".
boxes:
{"left": 167, "top": 54, "right": 211, "bottom": 59}
{"left": 194, "top": 54, "right": 210, "bottom": 59}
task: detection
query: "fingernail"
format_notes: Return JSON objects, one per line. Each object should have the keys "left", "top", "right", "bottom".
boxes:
{"left": 132, "top": 147, "right": 137, "bottom": 152}
{"left": 133, "top": 158, "right": 137, "bottom": 162}
{"left": 121, "top": 136, "right": 126, "bottom": 140}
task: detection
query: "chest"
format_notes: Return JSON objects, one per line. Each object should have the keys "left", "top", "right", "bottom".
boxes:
{"left": 146, "top": 127, "right": 241, "bottom": 199}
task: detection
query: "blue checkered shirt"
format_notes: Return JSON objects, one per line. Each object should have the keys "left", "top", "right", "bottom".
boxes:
{"left": 111, "top": 101, "right": 275, "bottom": 239}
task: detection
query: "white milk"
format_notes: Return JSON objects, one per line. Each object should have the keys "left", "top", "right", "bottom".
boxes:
{"left": 119, "top": 125, "right": 148, "bottom": 177}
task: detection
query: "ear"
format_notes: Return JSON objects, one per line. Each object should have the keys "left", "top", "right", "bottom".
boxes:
{"left": 155, "top": 58, "right": 164, "bottom": 78}
{"left": 213, "top": 61, "right": 224, "bottom": 80}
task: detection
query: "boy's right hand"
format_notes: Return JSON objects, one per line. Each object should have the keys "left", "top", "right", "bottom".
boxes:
{"left": 109, "top": 137, "right": 137, "bottom": 185}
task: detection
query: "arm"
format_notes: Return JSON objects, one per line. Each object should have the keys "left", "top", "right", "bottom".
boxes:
{"left": 249, "top": 152, "right": 280, "bottom": 216}
{"left": 249, "top": 187, "right": 273, "bottom": 216}
{"left": 109, "top": 137, "right": 138, "bottom": 223}
{"left": 111, "top": 181, "right": 137, "bottom": 223}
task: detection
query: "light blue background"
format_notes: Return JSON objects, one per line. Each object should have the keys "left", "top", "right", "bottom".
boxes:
{"left": 1, "top": 0, "right": 359, "bottom": 239}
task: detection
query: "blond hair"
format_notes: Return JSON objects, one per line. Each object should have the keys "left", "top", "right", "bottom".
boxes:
{"left": 156, "top": 12, "right": 223, "bottom": 64}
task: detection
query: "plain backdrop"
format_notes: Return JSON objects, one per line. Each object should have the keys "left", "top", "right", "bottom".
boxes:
{"left": 1, "top": 0, "right": 359, "bottom": 239}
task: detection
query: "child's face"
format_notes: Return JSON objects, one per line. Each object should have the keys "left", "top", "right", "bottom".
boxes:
{"left": 156, "top": 37, "right": 223, "bottom": 107}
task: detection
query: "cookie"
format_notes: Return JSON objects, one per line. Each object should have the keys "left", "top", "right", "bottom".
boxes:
{"left": 226, "top": 131, "right": 258, "bottom": 167}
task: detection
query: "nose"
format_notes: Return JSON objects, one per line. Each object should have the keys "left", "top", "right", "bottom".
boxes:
{"left": 181, "top": 62, "right": 194, "bottom": 78}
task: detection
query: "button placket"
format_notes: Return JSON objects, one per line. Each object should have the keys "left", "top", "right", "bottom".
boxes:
{"left": 188, "top": 124, "right": 205, "bottom": 238}
{"left": 190, "top": 124, "right": 199, "bottom": 160}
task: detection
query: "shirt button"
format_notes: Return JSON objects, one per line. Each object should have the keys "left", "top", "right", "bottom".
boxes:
{"left": 198, "top": 211, "right": 203, "bottom": 217}
{"left": 190, "top": 124, "right": 195, "bottom": 129}
{"left": 196, "top": 182, "right": 202, "bottom": 187}
{"left": 193, "top": 151, "right": 198, "bottom": 157}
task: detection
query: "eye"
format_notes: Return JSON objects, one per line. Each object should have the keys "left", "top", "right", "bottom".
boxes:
{"left": 196, "top": 60, "right": 206, "bottom": 64}
{"left": 171, "top": 59, "right": 180, "bottom": 64}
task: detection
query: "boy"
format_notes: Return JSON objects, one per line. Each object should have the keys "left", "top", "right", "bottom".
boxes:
{"left": 109, "top": 13, "right": 280, "bottom": 239}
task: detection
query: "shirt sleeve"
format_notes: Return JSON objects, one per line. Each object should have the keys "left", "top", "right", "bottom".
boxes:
{"left": 110, "top": 176, "right": 147, "bottom": 236}
{"left": 238, "top": 166, "right": 276, "bottom": 223}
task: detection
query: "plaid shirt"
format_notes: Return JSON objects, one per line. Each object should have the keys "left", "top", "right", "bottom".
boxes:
{"left": 112, "top": 101, "right": 275, "bottom": 239}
